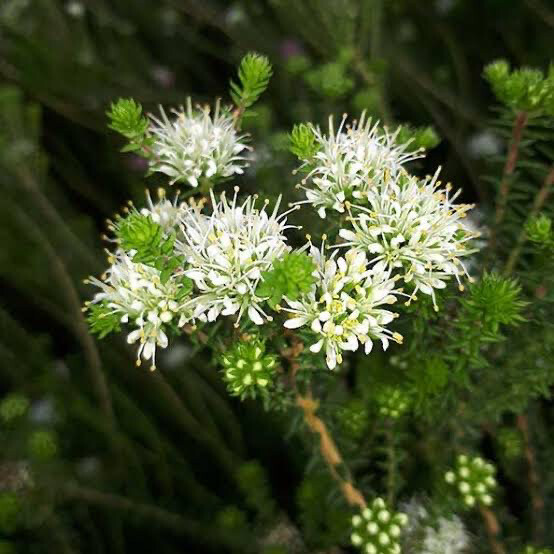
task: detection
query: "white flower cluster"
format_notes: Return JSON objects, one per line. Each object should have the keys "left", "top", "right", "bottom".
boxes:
{"left": 295, "top": 113, "right": 422, "bottom": 218}
{"left": 140, "top": 187, "right": 186, "bottom": 231}
{"left": 148, "top": 98, "right": 249, "bottom": 187}
{"left": 338, "top": 170, "right": 477, "bottom": 309}
{"left": 351, "top": 497, "right": 409, "bottom": 554}
{"left": 87, "top": 251, "right": 190, "bottom": 370}
{"left": 178, "top": 188, "right": 296, "bottom": 326}
{"left": 445, "top": 454, "right": 496, "bottom": 508}
{"left": 283, "top": 245, "right": 402, "bottom": 369}
{"left": 420, "top": 516, "right": 469, "bottom": 554}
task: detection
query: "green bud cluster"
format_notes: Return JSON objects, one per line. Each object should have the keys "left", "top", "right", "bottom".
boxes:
{"left": 257, "top": 251, "right": 316, "bottom": 309}
{"left": 0, "top": 493, "right": 21, "bottom": 535}
{"left": 0, "top": 393, "right": 30, "bottom": 422}
{"left": 483, "top": 60, "right": 554, "bottom": 114}
{"left": 444, "top": 454, "right": 496, "bottom": 508}
{"left": 337, "top": 399, "right": 369, "bottom": 438}
{"left": 220, "top": 339, "right": 277, "bottom": 399}
{"left": 351, "top": 498, "right": 408, "bottom": 554}
{"left": 526, "top": 214, "right": 553, "bottom": 248}
{"left": 376, "top": 387, "right": 411, "bottom": 419}
{"left": 28, "top": 430, "right": 58, "bottom": 461}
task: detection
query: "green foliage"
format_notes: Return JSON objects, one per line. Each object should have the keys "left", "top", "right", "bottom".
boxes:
{"left": 0, "top": 393, "right": 30, "bottom": 422}
{"left": 256, "top": 251, "right": 316, "bottom": 309}
{"left": 86, "top": 301, "right": 122, "bottom": 339}
{"left": 305, "top": 61, "right": 354, "bottom": 99}
{"left": 337, "top": 398, "right": 369, "bottom": 439}
{"left": 107, "top": 98, "right": 152, "bottom": 153}
{"left": 523, "top": 547, "right": 554, "bottom": 554}
{"left": 27, "top": 429, "right": 58, "bottom": 461}
{"left": 296, "top": 472, "right": 350, "bottom": 548}
{"left": 526, "top": 214, "right": 553, "bottom": 248}
{"left": 235, "top": 461, "right": 276, "bottom": 522}
{"left": 460, "top": 272, "right": 526, "bottom": 332}
{"left": 444, "top": 454, "right": 497, "bottom": 508}
{"left": 484, "top": 60, "right": 554, "bottom": 114}
{"left": 230, "top": 53, "right": 273, "bottom": 109}
{"left": 497, "top": 427, "right": 523, "bottom": 460}
{"left": 0, "top": 493, "right": 21, "bottom": 535}
{"left": 289, "top": 124, "right": 319, "bottom": 161}
{"left": 0, "top": 541, "right": 16, "bottom": 554}
{"left": 115, "top": 212, "right": 187, "bottom": 284}
{"left": 394, "top": 124, "right": 440, "bottom": 151}
{"left": 220, "top": 338, "right": 277, "bottom": 400}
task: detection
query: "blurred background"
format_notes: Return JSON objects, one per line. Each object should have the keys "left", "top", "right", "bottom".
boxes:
{"left": 0, "top": 1, "right": 553, "bottom": 553}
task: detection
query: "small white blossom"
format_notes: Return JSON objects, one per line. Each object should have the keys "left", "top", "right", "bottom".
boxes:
{"left": 283, "top": 245, "right": 402, "bottom": 370}
{"left": 295, "top": 113, "right": 422, "bottom": 218}
{"left": 140, "top": 187, "right": 186, "bottom": 231}
{"left": 148, "top": 98, "right": 249, "bottom": 187}
{"left": 87, "top": 251, "right": 190, "bottom": 370}
{"left": 178, "top": 188, "right": 296, "bottom": 326}
{"left": 338, "top": 170, "right": 478, "bottom": 309}
{"left": 421, "top": 516, "right": 470, "bottom": 554}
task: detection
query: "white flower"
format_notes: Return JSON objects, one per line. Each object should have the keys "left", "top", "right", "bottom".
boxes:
{"left": 295, "top": 113, "right": 422, "bottom": 218}
{"left": 283, "top": 245, "right": 402, "bottom": 370}
{"left": 87, "top": 251, "right": 189, "bottom": 370}
{"left": 421, "top": 516, "right": 470, "bottom": 554}
{"left": 140, "top": 187, "right": 186, "bottom": 231}
{"left": 148, "top": 98, "right": 249, "bottom": 187}
{"left": 338, "top": 169, "right": 479, "bottom": 310}
{"left": 177, "top": 188, "right": 296, "bottom": 326}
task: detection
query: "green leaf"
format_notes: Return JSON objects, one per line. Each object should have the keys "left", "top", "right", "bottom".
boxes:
{"left": 86, "top": 302, "right": 122, "bottom": 339}
{"left": 230, "top": 53, "right": 273, "bottom": 109}
{"left": 289, "top": 123, "right": 319, "bottom": 161}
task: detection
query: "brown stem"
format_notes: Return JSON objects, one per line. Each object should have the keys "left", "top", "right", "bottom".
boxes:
{"left": 479, "top": 506, "right": 506, "bottom": 554}
{"left": 516, "top": 413, "right": 545, "bottom": 541}
{"left": 504, "top": 164, "right": 554, "bottom": 273}
{"left": 296, "top": 392, "right": 366, "bottom": 509}
{"left": 490, "top": 111, "right": 529, "bottom": 249}
{"left": 283, "top": 335, "right": 366, "bottom": 509}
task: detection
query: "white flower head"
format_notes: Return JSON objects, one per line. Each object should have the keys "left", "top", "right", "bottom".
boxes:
{"left": 148, "top": 98, "right": 249, "bottom": 187}
{"left": 283, "top": 243, "right": 403, "bottom": 370}
{"left": 139, "top": 187, "right": 187, "bottom": 231}
{"left": 338, "top": 169, "right": 479, "bottom": 310}
{"left": 87, "top": 251, "right": 191, "bottom": 370}
{"left": 421, "top": 516, "right": 470, "bottom": 554}
{"left": 178, "top": 188, "right": 297, "bottom": 326}
{"left": 295, "top": 113, "right": 423, "bottom": 218}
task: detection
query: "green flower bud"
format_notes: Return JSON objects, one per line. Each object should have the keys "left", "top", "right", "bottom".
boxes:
{"left": 376, "top": 387, "right": 411, "bottom": 420}
{"left": 351, "top": 498, "right": 407, "bottom": 553}
{"left": 445, "top": 454, "right": 497, "bottom": 509}
{"left": 220, "top": 338, "right": 277, "bottom": 399}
